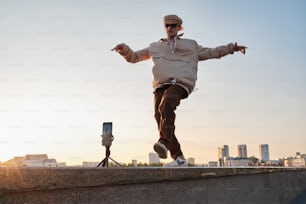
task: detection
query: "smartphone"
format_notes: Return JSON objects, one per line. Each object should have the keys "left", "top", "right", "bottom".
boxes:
{"left": 102, "top": 122, "right": 112, "bottom": 136}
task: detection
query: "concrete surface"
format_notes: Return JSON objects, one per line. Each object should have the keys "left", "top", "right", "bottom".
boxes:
{"left": 0, "top": 167, "right": 306, "bottom": 204}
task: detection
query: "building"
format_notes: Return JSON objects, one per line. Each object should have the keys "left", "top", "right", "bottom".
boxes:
{"left": 149, "top": 152, "right": 160, "bottom": 165}
{"left": 238, "top": 144, "right": 247, "bottom": 158}
{"left": 223, "top": 145, "right": 230, "bottom": 159}
{"left": 259, "top": 144, "right": 270, "bottom": 162}
{"left": 217, "top": 147, "right": 224, "bottom": 166}
{"left": 284, "top": 157, "right": 306, "bottom": 167}
{"left": 131, "top": 159, "right": 138, "bottom": 167}
{"left": 208, "top": 161, "right": 218, "bottom": 167}
{"left": 4, "top": 154, "right": 57, "bottom": 167}
{"left": 225, "top": 157, "right": 251, "bottom": 167}
{"left": 23, "top": 154, "right": 57, "bottom": 167}
{"left": 23, "top": 154, "right": 48, "bottom": 167}
{"left": 218, "top": 145, "right": 230, "bottom": 159}
{"left": 187, "top": 157, "right": 195, "bottom": 166}
{"left": 284, "top": 152, "right": 306, "bottom": 167}
{"left": 42, "top": 159, "right": 57, "bottom": 167}
{"left": 57, "top": 162, "right": 67, "bottom": 167}
{"left": 218, "top": 145, "right": 230, "bottom": 167}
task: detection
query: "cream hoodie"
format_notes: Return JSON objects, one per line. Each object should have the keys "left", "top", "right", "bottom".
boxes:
{"left": 120, "top": 38, "right": 236, "bottom": 95}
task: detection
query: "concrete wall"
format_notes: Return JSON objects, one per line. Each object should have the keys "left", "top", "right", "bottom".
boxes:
{"left": 1, "top": 167, "right": 306, "bottom": 204}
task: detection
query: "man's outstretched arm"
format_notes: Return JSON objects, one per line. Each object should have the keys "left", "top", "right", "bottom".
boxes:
{"left": 198, "top": 42, "right": 247, "bottom": 61}
{"left": 112, "top": 43, "right": 150, "bottom": 63}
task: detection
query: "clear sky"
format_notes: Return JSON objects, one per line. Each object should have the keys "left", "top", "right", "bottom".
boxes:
{"left": 1, "top": 0, "right": 305, "bottom": 165}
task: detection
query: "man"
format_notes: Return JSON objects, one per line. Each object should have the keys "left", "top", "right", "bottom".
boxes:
{"left": 113, "top": 15, "right": 246, "bottom": 167}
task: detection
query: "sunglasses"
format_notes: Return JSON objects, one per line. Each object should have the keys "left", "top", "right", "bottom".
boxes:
{"left": 165, "top": 24, "right": 178, "bottom": 28}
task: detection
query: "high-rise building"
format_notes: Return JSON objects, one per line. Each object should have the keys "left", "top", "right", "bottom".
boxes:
{"left": 238, "top": 144, "right": 247, "bottom": 157}
{"left": 223, "top": 145, "right": 230, "bottom": 159}
{"left": 218, "top": 147, "right": 224, "bottom": 166}
{"left": 218, "top": 145, "right": 230, "bottom": 166}
{"left": 259, "top": 144, "right": 270, "bottom": 162}
{"left": 218, "top": 145, "right": 230, "bottom": 159}
{"left": 149, "top": 152, "right": 160, "bottom": 165}
{"left": 217, "top": 147, "right": 223, "bottom": 159}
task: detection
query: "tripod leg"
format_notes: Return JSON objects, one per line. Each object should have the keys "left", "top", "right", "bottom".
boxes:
{"left": 103, "top": 157, "right": 108, "bottom": 167}
{"left": 97, "top": 157, "right": 107, "bottom": 167}
{"left": 108, "top": 157, "right": 121, "bottom": 166}
{"left": 97, "top": 146, "right": 111, "bottom": 167}
{"left": 97, "top": 159, "right": 103, "bottom": 167}
{"left": 97, "top": 146, "right": 120, "bottom": 167}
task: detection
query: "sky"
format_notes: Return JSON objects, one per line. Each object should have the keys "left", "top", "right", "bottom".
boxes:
{"left": 0, "top": 0, "right": 305, "bottom": 165}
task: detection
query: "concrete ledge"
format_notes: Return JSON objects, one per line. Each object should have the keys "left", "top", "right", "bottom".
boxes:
{"left": 1, "top": 167, "right": 306, "bottom": 204}
{"left": 0, "top": 167, "right": 299, "bottom": 192}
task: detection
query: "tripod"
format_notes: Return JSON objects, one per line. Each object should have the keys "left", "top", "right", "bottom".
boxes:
{"left": 97, "top": 146, "right": 121, "bottom": 167}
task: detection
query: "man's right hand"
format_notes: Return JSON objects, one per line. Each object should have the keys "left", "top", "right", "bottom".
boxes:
{"left": 111, "top": 43, "right": 128, "bottom": 55}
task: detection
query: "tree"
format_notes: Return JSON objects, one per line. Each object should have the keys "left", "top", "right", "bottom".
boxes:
{"left": 249, "top": 156, "right": 259, "bottom": 166}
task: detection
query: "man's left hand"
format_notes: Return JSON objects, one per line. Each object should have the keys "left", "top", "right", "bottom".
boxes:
{"left": 234, "top": 43, "right": 247, "bottom": 54}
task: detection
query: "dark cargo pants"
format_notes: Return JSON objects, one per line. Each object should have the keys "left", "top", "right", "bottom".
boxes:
{"left": 154, "top": 84, "right": 188, "bottom": 160}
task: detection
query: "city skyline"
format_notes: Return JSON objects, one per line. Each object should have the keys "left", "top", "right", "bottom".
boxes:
{"left": 3, "top": 150, "right": 305, "bottom": 168}
{"left": 1, "top": 0, "right": 306, "bottom": 165}
{"left": 1, "top": 143, "right": 300, "bottom": 166}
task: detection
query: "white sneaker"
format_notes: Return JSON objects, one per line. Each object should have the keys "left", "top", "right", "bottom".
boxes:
{"left": 163, "top": 156, "right": 188, "bottom": 167}
{"left": 153, "top": 142, "right": 168, "bottom": 159}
